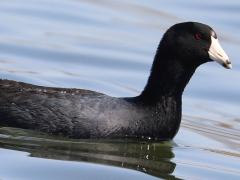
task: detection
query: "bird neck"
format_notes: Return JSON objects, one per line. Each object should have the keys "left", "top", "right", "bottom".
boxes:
{"left": 139, "top": 46, "right": 197, "bottom": 103}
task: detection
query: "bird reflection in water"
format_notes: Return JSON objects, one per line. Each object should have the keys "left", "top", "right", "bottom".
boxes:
{"left": 0, "top": 127, "right": 177, "bottom": 179}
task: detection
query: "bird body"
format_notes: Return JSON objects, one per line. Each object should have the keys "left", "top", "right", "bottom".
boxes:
{"left": 0, "top": 80, "right": 181, "bottom": 140}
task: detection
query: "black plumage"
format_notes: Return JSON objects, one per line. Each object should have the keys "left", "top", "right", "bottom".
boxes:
{"left": 0, "top": 22, "right": 229, "bottom": 140}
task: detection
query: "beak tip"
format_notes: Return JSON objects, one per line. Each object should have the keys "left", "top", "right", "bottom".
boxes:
{"left": 228, "top": 64, "right": 232, "bottom": 69}
{"left": 223, "top": 62, "right": 232, "bottom": 69}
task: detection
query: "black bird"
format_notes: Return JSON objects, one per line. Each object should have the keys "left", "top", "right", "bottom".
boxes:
{"left": 0, "top": 22, "right": 231, "bottom": 140}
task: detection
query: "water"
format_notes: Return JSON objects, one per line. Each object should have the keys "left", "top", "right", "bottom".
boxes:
{"left": 0, "top": 0, "right": 239, "bottom": 179}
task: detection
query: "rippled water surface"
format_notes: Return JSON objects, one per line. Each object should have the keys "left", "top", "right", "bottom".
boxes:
{"left": 0, "top": 0, "right": 239, "bottom": 179}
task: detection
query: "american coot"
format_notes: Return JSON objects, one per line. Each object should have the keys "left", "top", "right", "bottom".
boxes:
{"left": 0, "top": 22, "right": 231, "bottom": 140}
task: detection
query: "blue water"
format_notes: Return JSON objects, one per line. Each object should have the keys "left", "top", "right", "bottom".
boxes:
{"left": 0, "top": 0, "right": 239, "bottom": 179}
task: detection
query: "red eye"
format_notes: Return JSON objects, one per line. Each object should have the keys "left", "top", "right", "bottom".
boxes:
{"left": 194, "top": 33, "right": 202, "bottom": 40}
